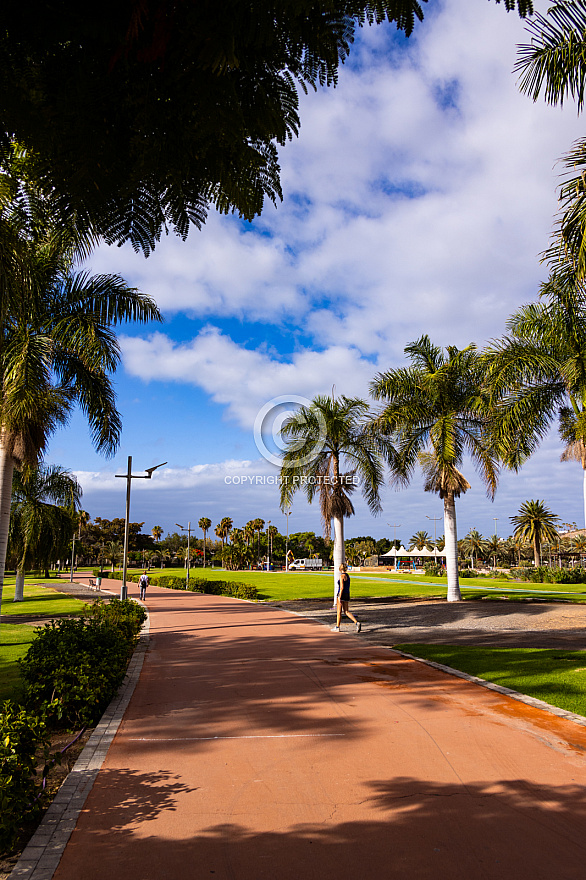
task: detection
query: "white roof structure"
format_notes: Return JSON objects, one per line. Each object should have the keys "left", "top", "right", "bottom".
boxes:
{"left": 381, "top": 545, "right": 446, "bottom": 558}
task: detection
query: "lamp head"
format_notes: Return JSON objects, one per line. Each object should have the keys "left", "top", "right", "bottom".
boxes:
{"left": 145, "top": 461, "right": 167, "bottom": 477}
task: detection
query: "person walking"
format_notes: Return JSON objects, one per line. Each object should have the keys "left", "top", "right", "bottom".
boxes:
{"left": 138, "top": 570, "right": 149, "bottom": 601}
{"left": 331, "top": 563, "right": 361, "bottom": 632}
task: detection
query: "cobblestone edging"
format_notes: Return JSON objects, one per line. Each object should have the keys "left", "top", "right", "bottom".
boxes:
{"left": 391, "top": 647, "right": 586, "bottom": 729}
{"left": 9, "top": 608, "right": 150, "bottom": 880}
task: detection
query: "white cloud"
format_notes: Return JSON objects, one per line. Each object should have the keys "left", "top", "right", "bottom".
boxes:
{"left": 121, "top": 327, "right": 377, "bottom": 428}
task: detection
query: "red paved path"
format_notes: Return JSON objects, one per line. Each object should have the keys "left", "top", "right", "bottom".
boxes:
{"left": 54, "top": 585, "right": 586, "bottom": 880}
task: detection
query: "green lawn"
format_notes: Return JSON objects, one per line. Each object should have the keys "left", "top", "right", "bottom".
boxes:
{"left": 133, "top": 566, "right": 586, "bottom": 603}
{"left": 0, "top": 623, "right": 37, "bottom": 701}
{"left": 1, "top": 579, "right": 87, "bottom": 617}
{"left": 395, "top": 644, "right": 586, "bottom": 718}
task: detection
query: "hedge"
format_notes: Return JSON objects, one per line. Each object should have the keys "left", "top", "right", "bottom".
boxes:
{"left": 511, "top": 566, "right": 586, "bottom": 584}
{"left": 91, "top": 570, "right": 258, "bottom": 599}
{"left": 0, "top": 702, "right": 51, "bottom": 850}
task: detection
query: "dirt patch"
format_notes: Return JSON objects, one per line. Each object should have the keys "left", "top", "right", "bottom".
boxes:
{"left": 272, "top": 597, "right": 586, "bottom": 650}
{"left": 0, "top": 727, "right": 93, "bottom": 879}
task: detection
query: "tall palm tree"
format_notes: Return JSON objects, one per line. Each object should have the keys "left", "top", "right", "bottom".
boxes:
{"left": 510, "top": 500, "right": 560, "bottom": 568}
{"left": 515, "top": 1, "right": 586, "bottom": 273}
{"left": 220, "top": 517, "right": 233, "bottom": 546}
{"left": 485, "top": 534, "right": 503, "bottom": 569}
{"left": 9, "top": 463, "right": 81, "bottom": 598}
{"left": 151, "top": 525, "right": 163, "bottom": 543}
{"left": 485, "top": 266, "right": 586, "bottom": 527}
{"left": 244, "top": 520, "right": 256, "bottom": 548}
{"left": 198, "top": 517, "right": 211, "bottom": 568}
{"left": 215, "top": 522, "right": 229, "bottom": 556}
{"left": 370, "top": 336, "right": 499, "bottom": 602}
{"left": 280, "top": 394, "right": 387, "bottom": 603}
{"left": 461, "top": 529, "right": 487, "bottom": 569}
{"left": 253, "top": 518, "right": 265, "bottom": 563}
{"left": 0, "top": 166, "right": 162, "bottom": 615}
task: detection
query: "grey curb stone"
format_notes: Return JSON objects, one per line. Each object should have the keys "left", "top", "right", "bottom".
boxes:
{"left": 8, "top": 606, "right": 150, "bottom": 880}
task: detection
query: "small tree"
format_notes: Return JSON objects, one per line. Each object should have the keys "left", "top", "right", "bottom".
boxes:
{"left": 510, "top": 500, "right": 560, "bottom": 567}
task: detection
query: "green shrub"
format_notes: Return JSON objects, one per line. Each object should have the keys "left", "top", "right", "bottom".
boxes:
{"left": 157, "top": 575, "right": 187, "bottom": 590}
{"left": 543, "top": 567, "right": 586, "bottom": 585}
{"left": 0, "top": 702, "right": 51, "bottom": 851}
{"left": 84, "top": 598, "right": 147, "bottom": 640}
{"left": 20, "top": 618, "right": 131, "bottom": 729}
{"left": 423, "top": 562, "right": 444, "bottom": 577}
{"left": 458, "top": 569, "right": 478, "bottom": 579}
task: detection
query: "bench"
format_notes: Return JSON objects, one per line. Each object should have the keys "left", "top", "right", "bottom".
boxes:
{"left": 88, "top": 578, "right": 97, "bottom": 590}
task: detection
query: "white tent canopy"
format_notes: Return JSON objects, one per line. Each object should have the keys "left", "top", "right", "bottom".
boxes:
{"left": 381, "top": 545, "right": 446, "bottom": 558}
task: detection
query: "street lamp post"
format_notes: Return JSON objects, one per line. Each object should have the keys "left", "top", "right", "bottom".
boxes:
{"left": 426, "top": 515, "right": 442, "bottom": 565}
{"left": 70, "top": 532, "right": 75, "bottom": 583}
{"left": 284, "top": 509, "right": 291, "bottom": 571}
{"left": 176, "top": 522, "right": 194, "bottom": 588}
{"left": 266, "top": 520, "right": 271, "bottom": 570}
{"left": 115, "top": 456, "right": 167, "bottom": 600}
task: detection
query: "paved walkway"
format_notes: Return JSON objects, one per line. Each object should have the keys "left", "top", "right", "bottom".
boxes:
{"left": 25, "top": 585, "right": 586, "bottom": 879}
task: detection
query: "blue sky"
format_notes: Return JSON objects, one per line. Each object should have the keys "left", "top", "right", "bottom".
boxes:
{"left": 46, "top": 0, "right": 586, "bottom": 546}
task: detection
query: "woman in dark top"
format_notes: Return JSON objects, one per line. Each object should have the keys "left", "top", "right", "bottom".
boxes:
{"left": 331, "top": 563, "right": 361, "bottom": 632}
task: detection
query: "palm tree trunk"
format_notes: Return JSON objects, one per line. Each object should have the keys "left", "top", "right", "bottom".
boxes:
{"left": 332, "top": 515, "right": 345, "bottom": 604}
{"left": 583, "top": 464, "right": 586, "bottom": 529}
{"left": 14, "top": 569, "right": 25, "bottom": 602}
{"left": 0, "top": 440, "right": 15, "bottom": 617}
{"left": 203, "top": 530, "right": 206, "bottom": 568}
{"left": 534, "top": 535, "right": 540, "bottom": 568}
{"left": 444, "top": 493, "right": 461, "bottom": 602}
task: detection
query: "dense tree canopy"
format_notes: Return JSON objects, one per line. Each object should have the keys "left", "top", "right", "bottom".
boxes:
{"left": 0, "top": 0, "right": 531, "bottom": 253}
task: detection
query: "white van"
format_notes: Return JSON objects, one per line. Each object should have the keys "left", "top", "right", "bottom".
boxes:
{"left": 288, "top": 558, "right": 323, "bottom": 571}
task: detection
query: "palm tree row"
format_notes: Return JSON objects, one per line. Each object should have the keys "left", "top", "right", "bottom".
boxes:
{"left": 0, "top": 152, "right": 162, "bottom": 615}
{"left": 278, "top": 299, "right": 586, "bottom": 602}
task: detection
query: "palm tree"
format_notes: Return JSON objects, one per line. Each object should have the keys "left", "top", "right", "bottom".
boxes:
{"left": 461, "top": 529, "right": 487, "bottom": 570}
{"left": 573, "top": 534, "right": 586, "bottom": 566}
{"left": 244, "top": 520, "right": 256, "bottom": 548}
{"left": 409, "top": 530, "right": 433, "bottom": 551}
{"left": 105, "top": 540, "right": 123, "bottom": 572}
{"left": 198, "top": 517, "right": 211, "bottom": 567}
{"left": 151, "top": 525, "right": 163, "bottom": 543}
{"left": 370, "top": 336, "right": 499, "bottom": 602}
{"left": 253, "top": 518, "right": 265, "bottom": 563}
{"left": 515, "top": 2, "right": 586, "bottom": 273}
{"left": 485, "top": 534, "right": 503, "bottom": 569}
{"left": 0, "top": 167, "right": 162, "bottom": 615}
{"left": 9, "top": 464, "right": 82, "bottom": 598}
{"left": 215, "top": 522, "right": 229, "bottom": 556}
{"left": 220, "top": 517, "right": 233, "bottom": 546}
{"left": 485, "top": 267, "right": 586, "bottom": 528}
{"left": 280, "top": 394, "right": 387, "bottom": 603}
{"left": 510, "top": 500, "right": 560, "bottom": 568}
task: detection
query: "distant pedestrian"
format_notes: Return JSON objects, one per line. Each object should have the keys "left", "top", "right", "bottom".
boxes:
{"left": 331, "top": 563, "right": 361, "bottom": 633}
{"left": 138, "top": 570, "right": 149, "bottom": 601}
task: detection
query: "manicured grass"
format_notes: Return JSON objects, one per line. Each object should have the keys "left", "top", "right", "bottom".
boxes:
{"left": 134, "top": 567, "right": 447, "bottom": 601}
{"left": 1, "top": 580, "right": 87, "bottom": 617}
{"left": 132, "top": 566, "right": 586, "bottom": 603}
{"left": 395, "top": 644, "right": 586, "bottom": 718}
{"left": 0, "top": 623, "right": 37, "bottom": 701}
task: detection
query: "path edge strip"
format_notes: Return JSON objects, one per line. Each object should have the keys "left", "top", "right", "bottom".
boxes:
{"left": 273, "top": 605, "right": 586, "bottom": 730}
{"left": 8, "top": 605, "right": 150, "bottom": 880}
{"left": 390, "top": 646, "right": 586, "bottom": 729}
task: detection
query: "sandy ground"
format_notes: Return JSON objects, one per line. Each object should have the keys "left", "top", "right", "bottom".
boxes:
{"left": 273, "top": 597, "right": 586, "bottom": 649}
